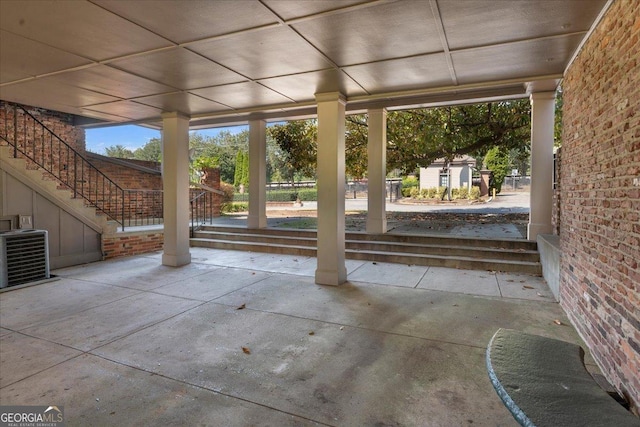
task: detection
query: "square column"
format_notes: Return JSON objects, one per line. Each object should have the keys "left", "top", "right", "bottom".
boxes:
{"left": 528, "top": 91, "right": 556, "bottom": 240}
{"left": 161, "top": 112, "right": 191, "bottom": 267}
{"left": 366, "top": 108, "right": 387, "bottom": 234}
{"left": 248, "top": 118, "right": 267, "bottom": 229}
{"left": 315, "top": 92, "right": 347, "bottom": 286}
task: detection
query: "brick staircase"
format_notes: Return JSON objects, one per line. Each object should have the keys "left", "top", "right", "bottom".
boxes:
{"left": 191, "top": 225, "right": 542, "bottom": 274}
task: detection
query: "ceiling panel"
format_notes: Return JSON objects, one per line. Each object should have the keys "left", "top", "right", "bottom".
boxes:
{"left": 82, "top": 101, "right": 164, "bottom": 121}
{"left": 134, "top": 92, "right": 231, "bottom": 116}
{"left": 0, "top": 79, "right": 119, "bottom": 110}
{"left": 188, "top": 26, "right": 335, "bottom": 79}
{"left": 439, "top": 0, "right": 607, "bottom": 50}
{"left": 293, "top": 1, "right": 441, "bottom": 66}
{"left": 259, "top": 69, "right": 367, "bottom": 102}
{"left": 0, "top": 0, "right": 172, "bottom": 61}
{"left": 191, "top": 82, "right": 293, "bottom": 110}
{"left": 94, "top": 0, "right": 277, "bottom": 44}
{"left": 108, "top": 48, "right": 246, "bottom": 91}
{"left": 452, "top": 34, "right": 585, "bottom": 85}
{"left": 344, "top": 54, "right": 453, "bottom": 94}
{"left": 263, "top": 0, "right": 369, "bottom": 21}
{"left": 46, "top": 65, "right": 176, "bottom": 99}
{"left": 0, "top": 31, "right": 92, "bottom": 84}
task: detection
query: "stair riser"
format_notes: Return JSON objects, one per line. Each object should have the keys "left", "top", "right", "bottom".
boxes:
{"left": 190, "top": 240, "right": 542, "bottom": 274}
{"left": 193, "top": 231, "right": 539, "bottom": 262}
{"left": 191, "top": 239, "right": 316, "bottom": 257}
{"left": 197, "top": 225, "right": 536, "bottom": 251}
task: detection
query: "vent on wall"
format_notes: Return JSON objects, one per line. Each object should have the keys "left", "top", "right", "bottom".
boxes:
{"left": 0, "top": 230, "right": 50, "bottom": 288}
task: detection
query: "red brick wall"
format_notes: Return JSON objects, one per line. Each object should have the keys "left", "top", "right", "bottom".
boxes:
{"left": 103, "top": 231, "right": 164, "bottom": 259}
{"left": 561, "top": 0, "right": 640, "bottom": 411}
{"left": 87, "top": 155, "right": 162, "bottom": 190}
{"left": 0, "top": 101, "right": 85, "bottom": 153}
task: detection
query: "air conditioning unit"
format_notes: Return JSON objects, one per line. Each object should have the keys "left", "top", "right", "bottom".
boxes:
{"left": 0, "top": 230, "right": 50, "bottom": 288}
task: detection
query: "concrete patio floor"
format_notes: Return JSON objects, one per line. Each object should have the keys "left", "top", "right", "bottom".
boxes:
{"left": 1, "top": 247, "right": 595, "bottom": 426}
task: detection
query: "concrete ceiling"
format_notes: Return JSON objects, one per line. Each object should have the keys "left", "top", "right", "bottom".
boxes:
{"left": 0, "top": 0, "right": 608, "bottom": 128}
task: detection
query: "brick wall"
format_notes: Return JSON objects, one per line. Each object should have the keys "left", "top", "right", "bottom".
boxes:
{"left": 87, "top": 154, "right": 162, "bottom": 190}
{"left": 0, "top": 101, "right": 86, "bottom": 153}
{"left": 561, "top": 0, "right": 640, "bottom": 411}
{"left": 102, "top": 231, "right": 164, "bottom": 259}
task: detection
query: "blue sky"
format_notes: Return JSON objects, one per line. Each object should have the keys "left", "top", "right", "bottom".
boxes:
{"left": 86, "top": 125, "right": 247, "bottom": 154}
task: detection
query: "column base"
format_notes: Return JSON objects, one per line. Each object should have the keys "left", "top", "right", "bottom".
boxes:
{"left": 247, "top": 214, "right": 267, "bottom": 229}
{"left": 366, "top": 217, "right": 387, "bottom": 234}
{"left": 315, "top": 267, "right": 347, "bottom": 286}
{"left": 162, "top": 252, "right": 191, "bottom": 267}
{"left": 527, "top": 222, "right": 553, "bottom": 241}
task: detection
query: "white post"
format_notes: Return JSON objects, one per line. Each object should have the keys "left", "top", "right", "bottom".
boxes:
{"left": 315, "top": 92, "right": 347, "bottom": 286}
{"left": 367, "top": 108, "right": 387, "bottom": 234}
{"left": 161, "top": 111, "right": 191, "bottom": 267}
{"left": 528, "top": 91, "right": 556, "bottom": 240}
{"left": 248, "top": 118, "right": 267, "bottom": 229}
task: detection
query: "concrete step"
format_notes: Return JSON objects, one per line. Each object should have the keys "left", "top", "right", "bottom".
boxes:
{"left": 191, "top": 226, "right": 542, "bottom": 274}
{"left": 194, "top": 229, "right": 538, "bottom": 263}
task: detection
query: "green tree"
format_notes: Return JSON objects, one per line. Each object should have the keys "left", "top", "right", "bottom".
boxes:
{"left": 133, "top": 138, "right": 161, "bottom": 162}
{"left": 554, "top": 88, "right": 563, "bottom": 147}
{"left": 385, "top": 100, "right": 531, "bottom": 173}
{"left": 190, "top": 129, "right": 248, "bottom": 183}
{"left": 233, "top": 150, "right": 249, "bottom": 188}
{"left": 104, "top": 144, "right": 134, "bottom": 158}
{"left": 484, "top": 146, "right": 510, "bottom": 193}
{"left": 268, "top": 120, "right": 317, "bottom": 191}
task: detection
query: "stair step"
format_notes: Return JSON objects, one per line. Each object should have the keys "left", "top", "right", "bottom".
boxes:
{"left": 190, "top": 226, "right": 542, "bottom": 274}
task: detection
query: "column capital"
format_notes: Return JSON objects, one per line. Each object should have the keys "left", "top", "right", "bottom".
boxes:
{"left": 161, "top": 111, "right": 191, "bottom": 120}
{"left": 315, "top": 92, "right": 346, "bottom": 105}
{"left": 529, "top": 91, "right": 557, "bottom": 102}
{"left": 367, "top": 107, "right": 388, "bottom": 116}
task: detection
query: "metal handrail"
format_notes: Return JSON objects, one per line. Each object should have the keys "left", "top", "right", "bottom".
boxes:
{"left": 1, "top": 103, "right": 125, "bottom": 229}
{"left": 190, "top": 188, "right": 217, "bottom": 238}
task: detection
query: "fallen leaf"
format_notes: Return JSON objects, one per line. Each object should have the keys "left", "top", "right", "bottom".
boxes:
{"left": 339, "top": 326, "right": 344, "bottom": 330}
{"left": 452, "top": 304, "right": 459, "bottom": 307}
{"left": 506, "top": 279, "right": 515, "bottom": 283}
{"left": 308, "top": 331, "right": 315, "bottom": 336}
{"left": 553, "top": 319, "right": 563, "bottom": 325}
{"left": 372, "top": 262, "right": 377, "bottom": 265}
{"left": 536, "top": 292, "right": 543, "bottom": 297}
{"left": 523, "top": 285, "right": 534, "bottom": 289}
{"left": 237, "top": 303, "right": 246, "bottom": 310}
{"left": 242, "top": 347, "right": 251, "bottom": 354}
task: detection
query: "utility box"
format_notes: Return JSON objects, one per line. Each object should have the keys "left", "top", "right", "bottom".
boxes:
{"left": 0, "top": 229, "right": 50, "bottom": 288}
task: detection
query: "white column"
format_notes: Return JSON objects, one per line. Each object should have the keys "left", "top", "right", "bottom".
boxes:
{"left": 366, "top": 108, "right": 387, "bottom": 234}
{"left": 248, "top": 118, "right": 267, "bottom": 229}
{"left": 315, "top": 92, "right": 347, "bottom": 286}
{"left": 161, "top": 111, "right": 191, "bottom": 267}
{"left": 528, "top": 91, "right": 556, "bottom": 240}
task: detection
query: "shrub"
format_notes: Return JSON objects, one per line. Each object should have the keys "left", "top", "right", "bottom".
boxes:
{"left": 420, "top": 188, "right": 430, "bottom": 198}
{"left": 427, "top": 187, "right": 438, "bottom": 198}
{"left": 402, "top": 176, "right": 419, "bottom": 189}
{"left": 470, "top": 186, "right": 481, "bottom": 200}
{"left": 409, "top": 187, "right": 420, "bottom": 198}
{"left": 222, "top": 202, "right": 248, "bottom": 213}
{"left": 220, "top": 182, "right": 235, "bottom": 204}
{"left": 297, "top": 188, "right": 317, "bottom": 201}
{"left": 437, "top": 186, "right": 447, "bottom": 199}
{"left": 458, "top": 186, "right": 469, "bottom": 200}
{"left": 401, "top": 187, "right": 413, "bottom": 197}
{"left": 451, "top": 187, "right": 460, "bottom": 199}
